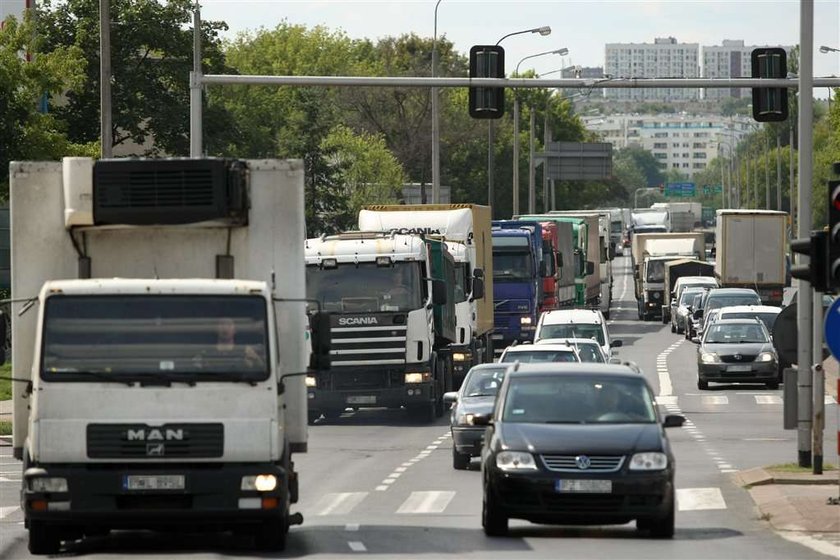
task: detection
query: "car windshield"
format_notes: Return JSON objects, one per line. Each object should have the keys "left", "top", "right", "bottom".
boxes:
{"left": 705, "top": 323, "right": 769, "bottom": 344}
{"left": 721, "top": 312, "right": 778, "bottom": 331}
{"left": 501, "top": 376, "right": 656, "bottom": 424}
{"left": 462, "top": 367, "right": 507, "bottom": 397}
{"left": 500, "top": 350, "right": 579, "bottom": 363}
{"left": 538, "top": 323, "right": 605, "bottom": 345}
{"left": 706, "top": 294, "right": 761, "bottom": 313}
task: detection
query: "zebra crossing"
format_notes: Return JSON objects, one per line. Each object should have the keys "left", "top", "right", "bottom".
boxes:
{"left": 655, "top": 393, "right": 836, "bottom": 407}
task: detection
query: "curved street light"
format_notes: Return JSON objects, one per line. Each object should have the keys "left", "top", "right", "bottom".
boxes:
{"left": 430, "top": 0, "right": 445, "bottom": 204}
{"left": 819, "top": 45, "right": 839, "bottom": 53}
{"left": 496, "top": 26, "right": 551, "bottom": 46}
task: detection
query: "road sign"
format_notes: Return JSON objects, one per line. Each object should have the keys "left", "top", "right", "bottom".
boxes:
{"left": 824, "top": 298, "right": 840, "bottom": 360}
{"left": 665, "top": 182, "right": 695, "bottom": 197}
{"left": 702, "top": 185, "right": 722, "bottom": 195}
{"left": 774, "top": 303, "right": 798, "bottom": 366}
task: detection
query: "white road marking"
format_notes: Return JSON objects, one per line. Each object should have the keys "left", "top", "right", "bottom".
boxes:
{"left": 312, "top": 492, "right": 368, "bottom": 516}
{"left": 701, "top": 395, "right": 729, "bottom": 405}
{"left": 382, "top": 479, "right": 396, "bottom": 485}
{"left": 386, "top": 472, "right": 402, "bottom": 479}
{"left": 656, "top": 396, "right": 678, "bottom": 406}
{"left": 345, "top": 523, "right": 360, "bottom": 531}
{"left": 778, "top": 531, "right": 840, "bottom": 558}
{"left": 755, "top": 395, "right": 783, "bottom": 405}
{"left": 676, "top": 487, "right": 727, "bottom": 511}
{"left": 375, "top": 485, "right": 388, "bottom": 492}
{"left": 0, "top": 506, "right": 19, "bottom": 519}
{"left": 395, "top": 467, "right": 408, "bottom": 473}
{"left": 348, "top": 541, "right": 367, "bottom": 552}
{"left": 720, "top": 469, "right": 738, "bottom": 473}
{"left": 717, "top": 463, "right": 733, "bottom": 469}
{"left": 397, "top": 491, "right": 456, "bottom": 514}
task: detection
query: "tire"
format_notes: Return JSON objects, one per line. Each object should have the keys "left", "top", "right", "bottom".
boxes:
{"left": 452, "top": 447, "right": 470, "bottom": 470}
{"left": 28, "top": 521, "right": 61, "bottom": 555}
{"left": 409, "top": 403, "right": 436, "bottom": 423}
{"left": 254, "top": 517, "right": 288, "bottom": 551}
{"left": 697, "top": 378, "right": 709, "bottom": 390}
{"left": 307, "top": 411, "right": 321, "bottom": 424}
{"left": 647, "top": 497, "right": 675, "bottom": 539}
{"left": 670, "top": 322, "right": 676, "bottom": 333}
{"left": 482, "top": 488, "right": 508, "bottom": 536}
{"left": 603, "top": 309, "right": 611, "bottom": 320}
{"left": 765, "top": 381, "right": 780, "bottom": 390}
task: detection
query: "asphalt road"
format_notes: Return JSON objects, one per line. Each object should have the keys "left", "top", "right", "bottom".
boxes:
{"left": 0, "top": 255, "right": 837, "bottom": 559}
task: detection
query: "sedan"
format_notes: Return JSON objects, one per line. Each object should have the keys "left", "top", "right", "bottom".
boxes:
{"left": 476, "top": 364, "right": 684, "bottom": 538}
{"left": 671, "top": 287, "right": 706, "bottom": 334}
{"left": 697, "top": 318, "right": 779, "bottom": 390}
{"left": 443, "top": 364, "right": 509, "bottom": 470}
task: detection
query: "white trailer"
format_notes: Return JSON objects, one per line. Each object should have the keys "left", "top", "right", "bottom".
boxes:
{"left": 10, "top": 158, "right": 316, "bottom": 553}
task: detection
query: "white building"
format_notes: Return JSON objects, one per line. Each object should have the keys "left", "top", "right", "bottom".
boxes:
{"left": 604, "top": 37, "right": 700, "bottom": 102}
{"left": 581, "top": 114, "right": 755, "bottom": 179}
{"left": 702, "top": 40, "right": 793, "bottom": 101}
{"left": 0, "top": 0, "right": 28, "bottom": 27}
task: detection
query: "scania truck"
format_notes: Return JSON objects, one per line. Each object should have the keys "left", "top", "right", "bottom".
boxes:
{"left": 10, "top": 157, "right": 320, "bottom": 554}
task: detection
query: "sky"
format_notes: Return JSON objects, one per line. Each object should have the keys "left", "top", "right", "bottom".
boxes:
{"left": 197, "top": 0, "right": 840, "bottom": 86}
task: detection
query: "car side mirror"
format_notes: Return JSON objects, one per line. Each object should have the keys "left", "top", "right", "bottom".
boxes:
{"left": 556, "top": 253, "right": 563, "bottom": 268}
{"left": 431, "top": 280, "right": 447, "bottom": 306}
{"left": 471, "top": 414, "right": 492, "bottom": 426}
{"left": 473, "top": 268, "right": 484, "bottom": 279}
{"left": 608, "top": 357, "right": 621, "bottom": 365}
{"left": 663, "top": 414, "right": 686, "bottom": 428}
{"left": 610, "top": 339, "right": 623, "bottom": 348}
{"left": 471, "top": 277, "right": 485, "bottom": 300}
{"left": 309, "top": 312, "right": 331, "bottom": 371}
{"left": 693, "top": 309, "right": 704, "bottom": 319}
{"left": 443, "top": 391, "right": 459, "bottom": 405}
{"left": 585, "top": 261, "right": 595, "bottom": 275}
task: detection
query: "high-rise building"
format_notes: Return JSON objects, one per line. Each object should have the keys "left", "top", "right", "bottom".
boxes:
{"left": 604, "top": 37, "right": 700, "bottom": 102}
{"left": 702, "top": 40, "right": 793, "bottom": 101}
{"left": 0, "top": 0, "right": 28, "bottom": 28}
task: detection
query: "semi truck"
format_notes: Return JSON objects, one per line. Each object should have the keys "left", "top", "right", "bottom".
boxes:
{"left": 651, "top": 202, "right": 702, "bottom": 233}
{"left": 715, "top": 210, "right": 787, "bottom": 306}
{"left": 304, "top": 231, "right": 456, "bottom": 421}
{"left": 357, "top": 204, "right": 493, "bottom": 385}
{"left": 632, "top": 233, "right": 706, "bottom": 320}
{"left": 535, "top": 220, "right": 576, "bottom": 311}
{"left": 10, "top": 157, "right": 319, "bottom": 553}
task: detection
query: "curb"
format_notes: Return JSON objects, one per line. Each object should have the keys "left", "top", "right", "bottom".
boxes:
{"left": 733, "top": 467, "right": 840, "bottom": 487}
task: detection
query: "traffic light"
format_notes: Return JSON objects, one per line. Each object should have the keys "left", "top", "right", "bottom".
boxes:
{"left": 790, "top": 230, "right": 828, "bottom": 292}
{"left": 469, "top": 45, "right": 505, "bottom": 119}
{"left": 827, "top": 175, "right": 840, "bottom": 291}
{"left": 751, "top": 48, "right": 788, "bottom": 122}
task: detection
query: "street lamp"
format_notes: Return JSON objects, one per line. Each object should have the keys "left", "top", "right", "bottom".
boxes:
{"left": 487, "top": 26, "right": 552, "bottom": 217}
{"left": 512, "top": 47, "right": 567, "bottom": 215}
{"left": 819, "top": 45, "right": 840, "bottom": 53}
{"left": 431, "top": 0, "right": 444, "bottom": 204}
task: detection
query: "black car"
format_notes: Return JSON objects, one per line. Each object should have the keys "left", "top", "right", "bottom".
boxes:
{"left": 697, "top": 318, "right": 779, "bottom": 390}
{"left": 444, "top": 364, "right": 509, "bottom": 470}
{"left": 476, "top": 364, "right": 684, "bottom": 538}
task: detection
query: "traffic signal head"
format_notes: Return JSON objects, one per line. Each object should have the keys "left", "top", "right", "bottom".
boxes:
{"left": 751, "top": 47, "right": 788, "bottom": 122}
{"left": 828, "top": 177, "right": 840, "bottom": 291}
{"left": 790, "top": 231, "right": 828, "bottom": 292}
{"left": 469, "top": 45, "right": 505, "bottom": 119}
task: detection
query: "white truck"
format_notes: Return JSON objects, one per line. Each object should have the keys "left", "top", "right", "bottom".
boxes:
{"left": 358, "top": 205, "right": 493, "bottom": 385}
{"left": 631, "top": 208, "right": 671, "bottom": 234}
{"left": 10, "top": 158, "right": 320, "bottom": 554}
{"left": 715, "top": 210, "right": 787, "bottom": 306}
{"left": 651, "top": 202, "right": 702, "bottom": 233}
{"left": 632, "top": 233, "right": 706, "bottom": 320}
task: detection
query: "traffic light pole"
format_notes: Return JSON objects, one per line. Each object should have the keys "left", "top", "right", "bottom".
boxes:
{"left": 796, "top": 0, "right": 814, "bottom": 469}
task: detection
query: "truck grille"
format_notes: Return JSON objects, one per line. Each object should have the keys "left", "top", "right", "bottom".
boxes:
{"left": 331, "top": 321, "right": 407, "bottom": 366}
{"left": 541, "top": 455, "right": 625, "bottom": 473}
{"left": 493, "top": 299, "right": 531, "bottom": 314}
{"left": 87, "top": 424, "right": 223, "bottom": 459}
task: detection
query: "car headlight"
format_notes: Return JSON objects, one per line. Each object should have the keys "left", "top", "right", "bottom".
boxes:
{"left": 305, "top": 375, "right": 316, "bottom": 388}
{"left": 455, "top": 412, "right": 475, "bottom": 426}
{"left": 405, "top": 372, "right": 431, "bottom": 384}
{"left": 757, "top": 352, "right": 776, "bottom": 363}
{"left": 241, "top": 474, "right": 277, "bottom": 491}
{"left": 520, "top": 317, "right": 532, "bottom": 325}
{"left": 452, "top": 352, "right": 470, "bottom": 362}
{"left": 629, "top": 452, "right": 668, "bottom": 471}
{"left": 495, "top": 451, "right": 538, "bottom": 471}
{"left": 29, "top": 477, "right": 68, "bottom": 493}
{"left": 700, "top": 352, "right": 719, "bottom": 364}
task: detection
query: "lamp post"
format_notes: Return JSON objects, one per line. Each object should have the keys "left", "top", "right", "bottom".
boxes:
{"left": 819, "top": 45, "right": 840, "bottom": 53}
{"left": 512, "top": 47, "right": 567, "bottom": 216}
{"left": 718, "top": 141, "right": 733, "bottom": 209}
{"left": 431, "top": 0, "right": 443, "bottom": 204}
{"left": 487, "top": 26, "right": 551, "bottom": 217}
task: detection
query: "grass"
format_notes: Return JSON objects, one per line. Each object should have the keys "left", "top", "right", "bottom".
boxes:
{"left": 767, "top": 462, "right": 837, "bottom": 473}
{"left": 0, "top": 362, "right": 10, "bottom": 401}
{"left": 0, "top": 421, "right": 10, "bottom": 436}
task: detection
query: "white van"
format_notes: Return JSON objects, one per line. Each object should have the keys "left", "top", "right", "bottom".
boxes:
{"left": 534, "top": 308, "right": 622, "bottom": 358}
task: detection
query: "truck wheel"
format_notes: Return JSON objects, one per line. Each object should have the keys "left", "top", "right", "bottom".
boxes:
{"left": 697, "top": 378, "right": 709, "bottom": 390}
{"left": 28, "top": 521, "right": 61, "bottom": 555}
{"left": 408, "top": 403, "right": 435, "bottom": 423}
{"left": 453, "top": 447, "right": 471, "bottom": 470}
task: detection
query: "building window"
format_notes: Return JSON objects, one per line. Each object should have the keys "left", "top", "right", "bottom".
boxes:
{"left": 672, "top": 163, "right": 680, "bottom": 168}
{"left": 653, "top": 143, "right": 667, "bottom": 149}
{"left": 682, "top": 153, "right": 690, "bottom": 158}
{"left": 682, "top": 163, "right": 690, "bottom": 168}
{"left": 693, "top": 152, "right": 707, "bottom": 159}
{"left": 693, "top": 162, "right": 707, "bottom": 169}
{"left": 654, "top": 153, "right": 668, "bottom": 159}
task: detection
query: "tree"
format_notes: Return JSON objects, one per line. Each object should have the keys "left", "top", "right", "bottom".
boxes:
{"left": 36, "top": 0, "right": 235, "bottom": 156}
{"left": 0, "top": 13, "right": 97, "bottom": 199}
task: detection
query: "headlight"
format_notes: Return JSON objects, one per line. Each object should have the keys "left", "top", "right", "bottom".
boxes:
{"left": 452, "top": 352, "right": 470, "bottom": 362}
{"left": 629, "top": 452, "right": 668, "bottom": 471}
{"left": 241, "top": 474, "right": 277, "bottom": 491}
{"left": 456, "top": 412, "right": 475, "bottom": 426}
{"left": 495, "top": 451, "right": 538, "bottom": 471}
{"left": 700, "top": 352, "right": 719, "bottom": 364}
{"left": 757, "top": 352, "right": 776, "bottom": 363}
{"left": 405, "top": 372, "right": 431, "bottom": 384}
{"left": 29, "top": 477, "right": 68, "bottom": 493}
{"left": 520, "top": 317, "right": 533, "bottom": 325}
{"left": 305, "top": 375, "right": 316, "bottom": 388}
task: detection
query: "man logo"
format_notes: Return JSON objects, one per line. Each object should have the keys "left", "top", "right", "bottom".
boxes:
{"left": 146, "top": 443, "right": 165, "bottom": 457}
{"left": 126, "top": 428, "right": 185, "bottom": 441}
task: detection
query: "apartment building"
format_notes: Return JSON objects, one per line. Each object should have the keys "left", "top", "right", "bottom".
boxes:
{"left": 604, "top": 37, "right": 700, "bottom": 102}
{"left": 702, "top": 40, "right": 794, "bottom": 101}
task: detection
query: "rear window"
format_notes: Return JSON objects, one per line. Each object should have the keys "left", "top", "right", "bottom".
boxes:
{"left": 500, "top": 350, "right": 579, "bottom": 364}
{"left": 538, "top": 323, "right": 605, "bottom": 345}
{"left": 707, "top": 294, "right": 762, "bottom": 312}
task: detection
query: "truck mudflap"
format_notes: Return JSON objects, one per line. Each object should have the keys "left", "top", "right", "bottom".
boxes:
{"left": 22, "top": 462, "right": 291, "bottom": 529}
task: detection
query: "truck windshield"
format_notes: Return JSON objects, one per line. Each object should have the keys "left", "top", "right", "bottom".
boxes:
{"left": 493, "top": 251, "right": 533, "bottom": 281}
{"left": 610, "top": 221, "right": 623, "bottom": 234}
{"left": 41, "top": 295, "right": 270, "bottom": 382}
{"left": 307, "top": 262, "right": 423, "bottom": 313}
{"left": 646, "top": 260, "right": 666, "bottom": 283}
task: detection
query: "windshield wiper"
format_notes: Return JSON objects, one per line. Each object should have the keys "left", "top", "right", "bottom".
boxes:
{"left": 48, "top": 370, "right": 135, "bottom": 386}
{"left": 544, "top": 420, "right": 585, "bottom": 424}
{"left": 133, "top": 372, "right": 199, "bottom": 387}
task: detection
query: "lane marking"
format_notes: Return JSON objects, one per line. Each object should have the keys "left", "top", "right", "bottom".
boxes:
{"left": 313, "top": 492, "right": 368, "bottom": 516}
{"left": 375, "top": 486, "right": 388, "bottom": 492}
{"left": 345, "top": 523, "right": 360, "bottom": 531}
{"left": 676, "top": 487, "right": 727, "bottom": 511}
{"left": 396, "top": 491, "right": 456, "bottom": 514}
{"left": 755, "top": 395, "right": 782, "bottom": 405}
{"left": 701, "top": 395, "right": 729, "bottom": 406}
{"left": 656, "top": 396, "right": 678, "bottom": 406}
{"left": 348, "top": 541, "right": 367, "bottom": 552}
{"left": 0, "top": 506, "right": 19, "bottom": 519}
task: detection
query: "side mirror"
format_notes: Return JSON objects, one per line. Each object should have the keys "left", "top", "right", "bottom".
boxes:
{"left": 693, "top": 309, "right": 704, "bottom": 320}
{"left": 663, "top": 414, "right": 686, "bottom": 428}
{"left": 443, "top": 391, "right": 459, "bottom": 405}
{"left": 556, "top": 252, "right": 563, "bottom": 268}
{"left": 539, "top": 261, "right": 547, "bottom": 277}
{"left": 309, "top": 312, "right": 332, "bottom": 371}
{"left": 471, "top": 414, "right": 492, "bottom": 426}
{"left": 585, "top": 261, "right": 595, "bottom": 276}
{"left": 471, "top": 277, "right": 485, "bottom": 300}
{"left": 610, "top": 339, "right": 623, "bottom": 348}
{"left": 432, "top": 280, "right": 447, "bottom": 306}
{"left": 473, "top": 268, "right": 484, "bottom": 279}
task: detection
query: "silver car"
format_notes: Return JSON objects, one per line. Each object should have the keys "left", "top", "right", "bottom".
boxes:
{"left": 671, "top": 287, "right": 706, "bottom": 334}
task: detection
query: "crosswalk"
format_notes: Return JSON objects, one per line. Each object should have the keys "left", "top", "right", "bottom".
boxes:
{"left": 655, "top": 393, "right": 836, "bottom": 407}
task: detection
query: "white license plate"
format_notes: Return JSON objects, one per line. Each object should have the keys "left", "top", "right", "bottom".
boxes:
{"left": 727, "top": 365, "right": 753, "bottom": 372}
{"left": 491, "top": 334, "right": 504, "bottom": 340}
{"left": 555, "top": 479, "right": 612, "bottom": 493}
{"left": 346, "top": 395, "right": 376, "bottom": 404}
{"left": 124, "top": 475, "right": 185, "bottom": 491}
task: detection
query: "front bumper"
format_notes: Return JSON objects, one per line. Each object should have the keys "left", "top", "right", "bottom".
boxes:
{"left": 308, "top": 366, "right": 434, "bottom": 411}
{"left": 487, "top": 468, "right": 673, "bottom": 524}
{"left": 22, "top": 463, "right": 288, "bottom": 529}
{"left": 698, "top": 361, "right": 778, "bottom": 382}
{"left": 451, "top": 426, "right": 485, "bottom": 457}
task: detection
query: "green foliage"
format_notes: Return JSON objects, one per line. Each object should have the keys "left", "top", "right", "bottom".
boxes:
{"left": 0, "top": 362, "right": 11, "bottom": 400}
{"left": 0, "top": 421, "right": 10, "bottom": 436}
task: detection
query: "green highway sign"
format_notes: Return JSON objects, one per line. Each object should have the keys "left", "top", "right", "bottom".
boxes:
{"left": 665, "top": 182, "right": 695, "bottom": 197}
{"left": 702, "top": 185, "right": 723, "bottom": 195}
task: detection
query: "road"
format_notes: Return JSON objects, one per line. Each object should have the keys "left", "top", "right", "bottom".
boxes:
{"left": 0, "top": 255, "right": 837, "bottom": 558}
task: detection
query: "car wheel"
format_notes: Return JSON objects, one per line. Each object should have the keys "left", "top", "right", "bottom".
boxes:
{"left": 765, "top": 381, "right": 780, "bottom": 390}
{"left": 453, "top": 447, "right": 470, "bottom": 470}
{"left": 28, "top": 521, "right": 61, "bottom": 555}
{"left": 647, "top": 497, "right": 675, "bottom": 539}
{"left": 482, "top": 487, "right": 508, "bottom": 536}
{"left": 697, "top": 378, "right": 709, "bottom": 390}
{"left": 670, "top": 322, "right": 676, "bottom": 333}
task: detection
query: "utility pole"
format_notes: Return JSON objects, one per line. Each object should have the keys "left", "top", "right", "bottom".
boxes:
{"left": 543, "top": 113, "right": 550, "bottom": 212}
{"left": 512, "top": 100, "right": 519, "bottom": 216}
{"left": 528, "top": 106, "right": 536, "bottom": 214}
{"left": 765, "top": 135, "right": 770, "bottom": 210}
{"left": 100, "top": 0, "right": 112, "bottom": 158}
{"left": 431, "top": 0, "right": 443, "bottom": 204}
{"left": 488, "top": 122, "right": 495, "bottom": 214}
{"left": 776, "top": 133, "right": 782, "bottom": 211}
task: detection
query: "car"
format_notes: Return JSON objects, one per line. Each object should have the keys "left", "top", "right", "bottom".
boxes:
{"left": 691, "top": 288, "right": 762, "bottom": 342}
{"left": 476, "top": 364, "right": 684, "bottom": 538}
{"left": 717, "top": 305, "right": 782, "bottom": 334}
{"left": 671, "top": 276, "right": 718, "bottom": 305}
{"left": 684, "top": 291, "right": 708, "bottom": 340}
{"left": 671, "top": 286, "right": 706, "bottom": 334}
{"left": 697, "top": 318, "right": 779, "bottom": 390}
{"left": 534, "top": 338, "right": 607, "bottom": 363}
{"left": 534, "top": 308, "right": 622, "bottom": 359}
{"left": 499, "top": 342, "right": 580, "bottom": 364}
{"left": 443, "top": 364, "right": 509, "bottom": 470}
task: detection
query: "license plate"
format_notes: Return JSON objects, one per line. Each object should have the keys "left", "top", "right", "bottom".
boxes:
{"left": 555, "top": 479, "right": 612, "bottom": 493}
{"left": 124, "top": 475, "right": 185, "bottom": 491}
{"left": 346, "top": 395, "right": 376, "bottom": 404}
{"left": 727, "top": 365, "right": 753, "bottom": 372}
{"left": 491, "top": 334, "right": 504, "bottom": 340}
